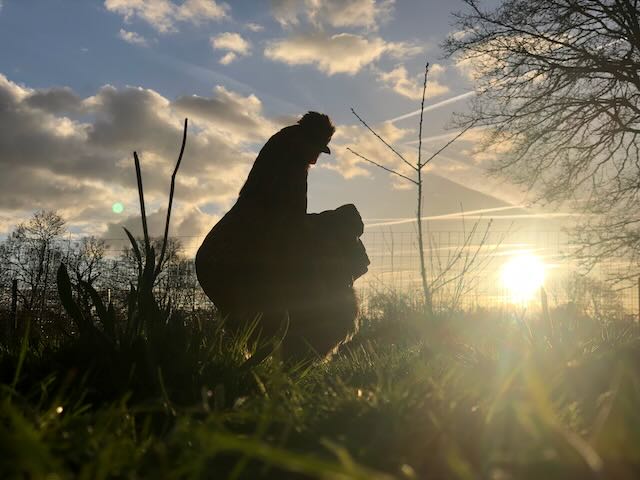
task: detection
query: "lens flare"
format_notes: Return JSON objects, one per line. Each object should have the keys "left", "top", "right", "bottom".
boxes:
{"left": 112, "top": 202, "right": 124, "bottom": 214}
{"left": 501, "top": 253, "right": 545, "bottom": 303}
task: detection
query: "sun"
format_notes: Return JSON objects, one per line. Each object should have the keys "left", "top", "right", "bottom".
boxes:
{"left": 501, "top": 253, "right": 545, "bottom": 303}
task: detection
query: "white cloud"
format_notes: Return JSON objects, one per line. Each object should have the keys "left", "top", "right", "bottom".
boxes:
{"left": 118, "top": 28, "right": 149, "bottom": 46}
{"left": 264, "top": 32, "right": 421, "bottom": 75}
{"left": 104, "top": 0, "right": 229, "bottom": 33}
{"left": 310, "top": 0, "right": 394, "bottom": 30}
{"left": 211, "top": 32, "right": 250, "bottom": 54}
{"left": 272, "top": 0, "right": 394, "bottom": 31}
{"left": 378, "top": 63, "right": 449, "bottom": 100}
{"left": 172, "top": 85, "right": 276, "bottom": 142}
{"left": 450, "top": 28, "right": 474, "bottom": 41}
{"left": 219, "top": 52, "right": 237, "bottom": 65}
{"left": 211, "top": 32, "right": 251, "bottom": 64}
{"left": 178, "top": 0, "right": 228, "bottom": 23}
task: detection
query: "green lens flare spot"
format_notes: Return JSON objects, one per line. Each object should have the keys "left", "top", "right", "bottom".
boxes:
{"left": 112, "top": 202, "right": 124, "bottom": 214}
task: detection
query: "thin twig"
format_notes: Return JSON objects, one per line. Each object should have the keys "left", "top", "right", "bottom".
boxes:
{"left": 156, "top": 118, "right": 188, "bottom": 277}
{"left": 417, "top": 63, "right": 429, "bottom": 169}
{"left": 350, "top": 108, "right": 417, "bottom": 172}
{"left": 421, "top": 123, "right": 475, "bottom": 169}
{"left": 347, "top": 148, "right": 418, "bottom": 185}
{"left": 133, "top": 151, "right": 150, "bottom": 255}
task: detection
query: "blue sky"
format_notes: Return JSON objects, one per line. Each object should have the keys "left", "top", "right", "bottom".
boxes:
{"left": 0, "top": 1, "right": 467, "bottom": 112}
{"left": 0, "top": 0, "right": 561, "bottom": 248}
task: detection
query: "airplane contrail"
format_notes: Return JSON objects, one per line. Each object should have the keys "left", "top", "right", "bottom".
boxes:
{"left": 387, "top": 91, "right": 475, "bottom": 124}
{"left": 364, "top": 205, "right": 523, "bottom": 228}
{"left": 365, "top": 209, "right": 581, "bottom": 229}
{"left": 403, "top": 127, "right": 483, "bottom": 146}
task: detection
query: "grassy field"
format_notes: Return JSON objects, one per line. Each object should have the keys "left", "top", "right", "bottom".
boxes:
{"left": 2, "top": 287, "right": 640, "bottom": 479}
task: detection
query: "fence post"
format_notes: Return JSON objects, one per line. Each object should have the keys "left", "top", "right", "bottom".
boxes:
{"left": 10, "top": 279, "right": 18, "bottom": 343}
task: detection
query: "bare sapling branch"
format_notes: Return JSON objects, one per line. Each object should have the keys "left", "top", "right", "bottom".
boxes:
{"left": 350, "top": 107, "right": 417, "bottom": 172}
{"left": 417, "top": 63, "right": 428, "bottom": 170}
{"left": 346, "top": 148, "right": 418, "bottom": 185}
{"left": 421, "top": 123, "right": 475, "bottom": 169}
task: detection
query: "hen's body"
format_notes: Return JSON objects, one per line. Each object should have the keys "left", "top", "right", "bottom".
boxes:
{"left": 196, "top": 121, "right": 369, "bottom": 361}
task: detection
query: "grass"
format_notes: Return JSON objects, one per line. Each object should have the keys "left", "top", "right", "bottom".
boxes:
{"left": 1, "top": 291, "right": 640, "bottom": 479}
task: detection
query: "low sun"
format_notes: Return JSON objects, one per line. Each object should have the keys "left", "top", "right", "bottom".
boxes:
{"left": 501, "top": 253, "right": 546, "bottom": 303}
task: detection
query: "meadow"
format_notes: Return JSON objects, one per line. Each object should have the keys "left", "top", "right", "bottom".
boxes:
{"left": 1, "top": 273, "right": 639, "bottom": 479}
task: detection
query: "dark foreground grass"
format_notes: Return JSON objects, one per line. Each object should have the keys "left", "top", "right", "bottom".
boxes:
{"left": 2, "top": 295, "right": 640, "bottom": 479}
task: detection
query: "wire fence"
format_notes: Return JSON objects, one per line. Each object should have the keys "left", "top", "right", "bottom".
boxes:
{"left": 358, "top": 228, "right": 639, "bottom": 315}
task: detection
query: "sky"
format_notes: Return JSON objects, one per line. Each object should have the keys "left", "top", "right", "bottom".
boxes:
{"left": 0, "top": 0, "right": 565, "bottom": 252}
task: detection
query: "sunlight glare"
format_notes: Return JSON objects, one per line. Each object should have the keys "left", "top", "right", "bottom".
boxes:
{"left": 501, "top": 253, "right": 545, "bottom": 303}
{"left": 112, "top": 202, "right": 124, "bottom": 214}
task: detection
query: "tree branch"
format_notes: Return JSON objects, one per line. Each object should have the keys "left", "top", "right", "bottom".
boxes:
{"left": 350, "top": 108, "right": 418, "bottom": 172}
{"left": 347, "top": 148, "right": 418, "bottom": 185}
{"left": 417, "top": 63, "right": 429, "bottom": 169}
{"left": 421, "top": 123, "right": 476, "bottom": 169}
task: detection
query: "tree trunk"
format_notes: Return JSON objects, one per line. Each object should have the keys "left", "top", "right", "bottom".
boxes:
{"left": 416, "top": 169, "right": 433, "bottom": 316}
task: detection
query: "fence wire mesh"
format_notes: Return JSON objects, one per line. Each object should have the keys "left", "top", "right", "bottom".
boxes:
{"left": 358, "top": 228, "right": 639, "bottom": 316}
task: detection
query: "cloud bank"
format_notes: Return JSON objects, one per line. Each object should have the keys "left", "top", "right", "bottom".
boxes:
{"left": 271, "top": 0, "right": 394, "bottom": 31}
{"left": 0, "top": 74, "right": 277, "bottom": 243}
{"left": 265, "top": 32, "right": 419, "bottom": 76}
{"left": 378, "top": 63, "right": 449, "bottom": 100}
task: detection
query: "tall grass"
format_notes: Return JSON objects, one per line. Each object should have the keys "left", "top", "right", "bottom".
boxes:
{"left": 2, "top": 289, "right": 639, "bottom": 479}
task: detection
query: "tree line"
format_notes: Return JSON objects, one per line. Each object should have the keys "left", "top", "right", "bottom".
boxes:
{"left": 0, "top": 210, "right": 209, "bottom": 348}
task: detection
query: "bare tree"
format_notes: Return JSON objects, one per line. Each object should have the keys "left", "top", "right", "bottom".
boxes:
{"left": 67, "top": 236, "right": 108, "bottom": 286}
{"left": 2, "top": 210, "right": 66, "bottom": 312}
{"left": 349, "top": 64, "right": 474, "bottom": 314}
{"left": 66, "top": 236, "right": 109, "bottom": 309}
{"left": 444, "top": 0, "right": 640, "bottom": 274}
